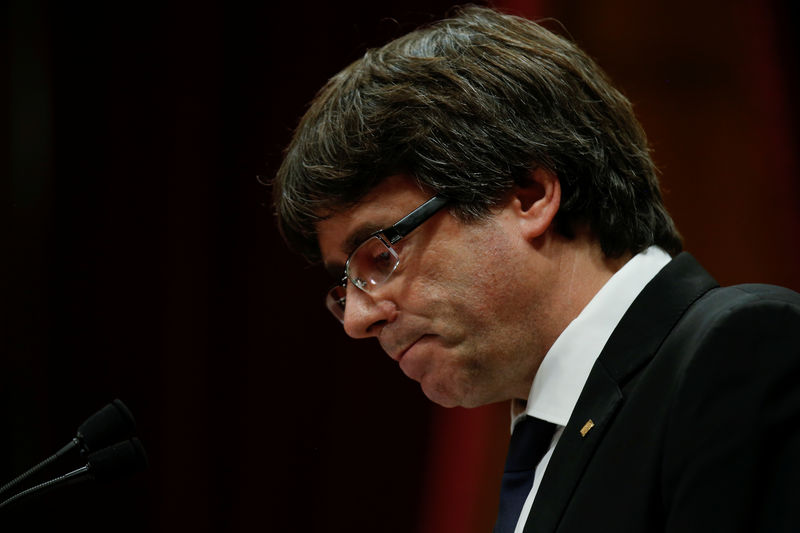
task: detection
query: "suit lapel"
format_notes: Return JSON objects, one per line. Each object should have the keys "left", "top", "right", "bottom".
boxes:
{"left": 522, "top": 365, "right": 623, "bottom": 533}
{"left": 523, "top": 253, "right": 719, "bottom": 533}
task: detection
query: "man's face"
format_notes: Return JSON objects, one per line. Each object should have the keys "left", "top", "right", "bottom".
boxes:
{"left": 317, "top": 175, "right": 556, "bottom": 408}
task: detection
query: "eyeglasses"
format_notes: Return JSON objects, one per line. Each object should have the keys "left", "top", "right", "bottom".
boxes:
{"left": 325, "top": 195, "right": 448, "bottom": 323}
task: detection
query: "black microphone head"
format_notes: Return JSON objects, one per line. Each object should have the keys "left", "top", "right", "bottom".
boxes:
{"left": 76, "top": 399, "right": 137, "bottom": 453}
{"left": 87, "top": 438, "right": 148, "bottom": 482}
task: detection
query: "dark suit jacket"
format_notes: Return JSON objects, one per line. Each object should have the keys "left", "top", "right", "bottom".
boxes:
{"left": 523, "top": 252, "right": 800, "bottom": 533}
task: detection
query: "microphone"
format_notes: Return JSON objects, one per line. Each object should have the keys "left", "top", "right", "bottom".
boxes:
{"left": 86, "top": 437, "right": 148, "bottom": 482}
{"left": 77, "top": 399, "right": 137, "bottom": 454}
{"left": 0, "top": 399, "right": 138, "bottom": 498}
{"left": 0, "top": 438, "right": 148, "bottom": 510}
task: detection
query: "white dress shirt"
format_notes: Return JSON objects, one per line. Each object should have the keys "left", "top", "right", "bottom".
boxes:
{"left": 511, "top": 246, "right": 672, "bottom": 533}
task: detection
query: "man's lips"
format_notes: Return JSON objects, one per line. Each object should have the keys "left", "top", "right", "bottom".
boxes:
{"left": 397, "top": 335, "right": 437, "bottom": 381}
{"left": 386, "top": 336, "right": 422, "bottom": 362}
{"left": 384, "top": 333, "right": 430, "bottom": 363}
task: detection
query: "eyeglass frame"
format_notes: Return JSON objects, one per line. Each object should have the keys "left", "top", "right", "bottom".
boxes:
{"left": 325, "top": 195, "right": 449, "bottom": 322}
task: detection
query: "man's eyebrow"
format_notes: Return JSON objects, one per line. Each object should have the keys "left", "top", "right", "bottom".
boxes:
{"left": 322, "top": 223, "right": 384, "bottom": 281}
{"left": 342, "top": 223, "right": 383, "bottom": 256}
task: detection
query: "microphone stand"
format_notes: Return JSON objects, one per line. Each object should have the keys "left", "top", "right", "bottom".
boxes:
{"left": 0, "top": 465, "right": 90, "bottom": 509}
{"left": 0, "top": 438, "right": 80, "bottom": 498}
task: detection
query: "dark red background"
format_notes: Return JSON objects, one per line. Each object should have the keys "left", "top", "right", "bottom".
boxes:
{"left": 3, "top": 1, "right": 798, "bottom": 531}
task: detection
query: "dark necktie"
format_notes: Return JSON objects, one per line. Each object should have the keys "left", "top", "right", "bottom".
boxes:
{"left": 493, "top": 415, "right": 557, "bottom": 533}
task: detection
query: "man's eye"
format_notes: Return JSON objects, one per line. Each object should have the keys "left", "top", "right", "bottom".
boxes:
{"left": 372, "top": 249, "right": 395, "bottom": 269}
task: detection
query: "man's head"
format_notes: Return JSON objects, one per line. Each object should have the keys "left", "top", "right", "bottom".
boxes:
{"left": 275, "top": 5, "right": 681, "bottom": 262}
{"left": 274, "top": 6, "right": 682, "bottom": 407}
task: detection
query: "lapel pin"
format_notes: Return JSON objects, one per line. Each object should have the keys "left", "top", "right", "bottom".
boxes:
{"left": 580, "top": 419, "right": 595, "bottom": 437}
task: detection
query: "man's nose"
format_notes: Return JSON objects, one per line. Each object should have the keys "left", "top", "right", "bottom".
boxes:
{"left": 342, "top": 285, "right": 396, "bottom": 339}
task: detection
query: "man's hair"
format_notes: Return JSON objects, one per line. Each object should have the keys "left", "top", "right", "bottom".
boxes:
{"left": 274, "top": 5, "right": 682, "bottom": 261}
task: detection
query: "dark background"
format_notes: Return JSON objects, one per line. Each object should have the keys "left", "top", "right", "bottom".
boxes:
{"left": 4, "top": 0, "right": 799, "bottom": 531}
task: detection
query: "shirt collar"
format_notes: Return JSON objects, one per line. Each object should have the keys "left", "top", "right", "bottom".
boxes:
{"left": 514, "top": 246, "right": 672, "bottom": 430}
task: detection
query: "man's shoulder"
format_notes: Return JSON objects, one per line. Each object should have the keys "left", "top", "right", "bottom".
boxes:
{"left": 599, "top": 252, "right": 800, "bottom": 385}
{"left": 642, "top": 269, "right": 800, "bottom": 382}
{"left": 654, "top": 252, "right": 800, "bottom": 324}
{"left": 656, "top": 278, "right": 800, "bottom": 383}
{"left": 684, "top": 281, "right": 800, "bottom": 325}
{"left": 715, "top": 282, "right": 800, "bottom": 305}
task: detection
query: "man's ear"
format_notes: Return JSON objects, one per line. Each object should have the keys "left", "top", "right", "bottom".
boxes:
{"left": 510, "top": 167, "right": 561, "bottom": 240}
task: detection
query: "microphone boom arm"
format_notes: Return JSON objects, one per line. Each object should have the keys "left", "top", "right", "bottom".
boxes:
{"left": 0, "top": 438, "right": 80, "bottom": 498}
{"left": 0, "top": 465, "right": 90, "bottom": 510}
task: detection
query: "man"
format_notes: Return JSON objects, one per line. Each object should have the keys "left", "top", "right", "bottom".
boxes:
{"left": 273, "top": 6, "right": 800, "bottom": 533}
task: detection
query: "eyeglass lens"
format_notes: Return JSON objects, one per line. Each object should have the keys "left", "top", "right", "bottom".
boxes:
{"left": 324, "top": 195, "right": 447, "bottom": 323}
{"left": 326, "top": 285, "right": 347, "bottom": 322}
{"left": 347, "top": 236, "right": 400, "bottom": 290}
{"left": 325, "top": 235, "right": 400, "bottom": 322}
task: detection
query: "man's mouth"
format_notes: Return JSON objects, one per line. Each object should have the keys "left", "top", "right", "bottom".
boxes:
{"left": 387, "top": 335, "right": 422, "bottom": 363}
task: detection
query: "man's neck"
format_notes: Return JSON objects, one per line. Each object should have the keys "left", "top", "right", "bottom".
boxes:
{"left": 514, "top": 230, "right": 632, "bottom": 402}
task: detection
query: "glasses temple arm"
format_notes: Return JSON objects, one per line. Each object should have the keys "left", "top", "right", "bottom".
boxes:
{"left": 382, "top": 196, "right": 448, "bottom": 244}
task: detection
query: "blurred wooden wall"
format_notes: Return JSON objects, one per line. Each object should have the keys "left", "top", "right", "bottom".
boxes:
{"left": 3, "top": 1, "right": 797, "bottom": 532}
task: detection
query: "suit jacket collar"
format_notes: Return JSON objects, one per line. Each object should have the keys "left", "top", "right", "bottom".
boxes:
{"left": 522, "top": 252, "right": 719, "bottom": 533}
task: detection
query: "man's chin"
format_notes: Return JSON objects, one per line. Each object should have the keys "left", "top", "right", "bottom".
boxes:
{"left": 419, "top": 378, "right": 471, "bottom": 408}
